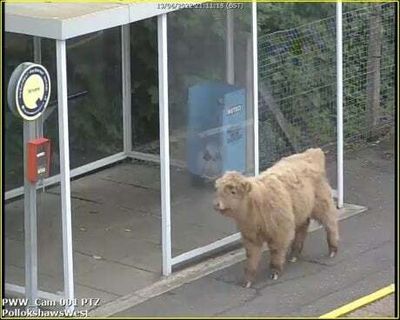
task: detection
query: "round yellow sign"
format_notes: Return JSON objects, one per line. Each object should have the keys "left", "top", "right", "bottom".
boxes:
{"left": 22, "top": 74, "right": 45, "bottom": 110}
{"left": 7, "top": 62, "right": 51, "bottom": 121}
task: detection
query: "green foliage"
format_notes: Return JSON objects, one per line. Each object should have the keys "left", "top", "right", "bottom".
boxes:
{"left": 4, "top": 3, "right": 395, "bottom": 189}
{"left": 4, "top": 33, "right": 31, "bottom": 189}
{"left": 130, "top": 18, "right": 159, "bottom": 148}
{"left": 66, "top": 27, "right": 123, "bottom": 159}
{"left": 258, "top": 3, "right": 335, "bottom": 34}
{"left": 258, "top": 3, "right": 395, "bottom": 169}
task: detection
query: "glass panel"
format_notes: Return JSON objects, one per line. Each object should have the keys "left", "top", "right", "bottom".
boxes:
{"left": 4, "top": 33, "right": 32, "bottom": 191}
{"left": 168, "top": 4, "right": 254, "bottom": 257}
{"left": 66, "top": 156, "right": 162, "bottom": 298}
{"left": 4, "top": 34, "right": 64, "bottom": 299}
{"left": 4, "top": 35, "right": 58, "bottom": 192}
{"left": 38, "top": 39, "right": 64, "bottom": 297}
{"left": 5, "top": 25, "right": 162, "bottom": 306}
{"left": 41, "top": 38, "right": 60, "bottom": 178}
{"left": 65, "top": 25, "right": 162, "bottom": 295}
{"left": 130, "top": 17, "right": 160, "bottom": 154}
{"left": 66, "top": 27, "right": 123, "bottom": 169}
{"left": 4, "top": 33, "right": 30, "bottom": 293}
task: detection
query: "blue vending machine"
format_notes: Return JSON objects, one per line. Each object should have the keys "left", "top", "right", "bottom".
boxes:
{"left": 187, "top": 81, "right": 247, "bottom": 182}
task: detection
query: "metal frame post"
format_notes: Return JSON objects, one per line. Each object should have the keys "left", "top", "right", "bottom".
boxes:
{"left": 252, "top": 1, "right": 259, "bottom": 176}
{"left": 246, "top": 35, "right": 253, "bottom": 173}
{"left": 158, "top": 13, "right": 172, "bottom": 276}
{"left": 226, "top": 8, "right": 235, "bottom": 85}
{"left": 21, "top": 35, "right": 44, "bottom": 310}
{"left": 33, "top": 37, "right": 44, "bottom": 137}
{"left": 56, "top": 39, "right": 75, "bottom": 310}
{"left": 23, "top": 121, "right": 38, "bottom": 310}
{"left": 336, "top": 2, "right": 344, "bottom": 208}
{"left": 122, "top": 25, "right": 132, "bottom": 154}
{"left": 168, "top": 4, "right": 257, "bottom": 268}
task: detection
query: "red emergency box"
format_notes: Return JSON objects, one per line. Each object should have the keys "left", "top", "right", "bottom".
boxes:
{"left": 27, "top": 137, "right": 51, "bottom": 184}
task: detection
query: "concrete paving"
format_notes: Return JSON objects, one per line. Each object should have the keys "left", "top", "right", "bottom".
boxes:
{"left": 344, "top": 294, "right": 395, "bottom": 318}
{"left": 4, "top": 135, "right": 395, "bottom": 316}
{"left": 113, "top": 137, "right": 395, "bottom": 317}
{"left": 3, "top": 157, "right": 241, "bottom": 307}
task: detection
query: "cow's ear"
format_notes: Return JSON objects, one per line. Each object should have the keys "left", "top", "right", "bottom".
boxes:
{"left": 243, "top": 180, "right": 252, "bottom": 193}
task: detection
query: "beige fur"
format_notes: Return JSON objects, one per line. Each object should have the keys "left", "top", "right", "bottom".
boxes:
{"left": 213, "top": 148, "right": 339, "bottom": 287}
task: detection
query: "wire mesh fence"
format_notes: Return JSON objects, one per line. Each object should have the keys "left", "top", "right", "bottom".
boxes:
{"left": 258, "top": 3, "right": 396, "bottom": 170}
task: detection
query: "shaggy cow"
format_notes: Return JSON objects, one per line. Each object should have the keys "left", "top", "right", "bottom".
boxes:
{"left": 213, "top": 148, "right": 339, "bottom": 288}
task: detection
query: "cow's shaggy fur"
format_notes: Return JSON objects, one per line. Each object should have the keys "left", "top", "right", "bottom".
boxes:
{"left": 213, "top": 148, "right": 339, "bottom": 287}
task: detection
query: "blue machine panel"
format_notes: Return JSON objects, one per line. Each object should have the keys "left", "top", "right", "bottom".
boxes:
{"left": 221, "top": 89, "right": 246, "bottom": 173}
{"left": 187, "top": 81, "right": 246, "bottom": 179}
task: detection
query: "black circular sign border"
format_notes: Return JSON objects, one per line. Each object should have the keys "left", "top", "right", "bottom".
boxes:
{"left": 8, "top": 62, "right": 51, "bottom": 121}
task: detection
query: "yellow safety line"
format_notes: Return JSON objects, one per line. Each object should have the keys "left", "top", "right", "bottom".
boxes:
{"left": 319, "top": 283, "right": 395, "bottom": 319}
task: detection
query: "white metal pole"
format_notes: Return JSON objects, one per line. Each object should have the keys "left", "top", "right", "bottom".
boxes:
{"left": 246, "top": 35, "right": 253, "bottom": 174}
{"left": 33, "top": 37, "right": 43, "bottom": 137}
{"left": 158, "top": 13, "right": 172, "bottom": 276}
{"left": 23, "top": 121, "right": 38, "bottom": 310}
{"left": 21, "top": 35, "right": 44, "bottom": 311}
{"left": 56, "top": 39, "right": 75, "bottom": 310}
{"left": 122, "top": 25, "right": 132, "bottom": 154}
{"left": 336, "top": 2, "right": 344, "bottom": 209}
{"left": 226, "top": 9, "right": 235, "bottom": 85}
{"left": 252, "top": 1, "right": 259, "bottom": 176}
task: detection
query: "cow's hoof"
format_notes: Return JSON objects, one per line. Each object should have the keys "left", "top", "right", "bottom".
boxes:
{"left": 269, "top": 272, "right": 279, "bottom": 280}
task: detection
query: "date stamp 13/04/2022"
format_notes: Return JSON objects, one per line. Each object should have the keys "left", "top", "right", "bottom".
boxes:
{"left": 157, "top": 2, "right": 245, "bottom": 10}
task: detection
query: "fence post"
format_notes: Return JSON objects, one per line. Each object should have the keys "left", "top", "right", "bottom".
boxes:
{"left": 336, "top": 1, "right": 344, "bottom": 209}
{"left": 366, "top": 4, "right": 382, "bottom": 139}
{"left": 158, "top": 13, "right": 172, "bottom": 276}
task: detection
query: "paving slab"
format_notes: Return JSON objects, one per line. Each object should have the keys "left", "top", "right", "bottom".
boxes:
{"left": 73, "top": 213, "right": 162, "bottom": 257}
{"left": 4, "top": 137, "right": 394, "bottom": 317}
{"left": 103, "top": 138, "right": 395, "bottom": 317}
{"left": 71, "top": 200, "right": 147, "bottom": 232}
{"left": 75, "top": 259, "right": 158, "bottom": 296}
{"left": 115, "top": 277, "right": 257, "bottom": 317}
{"left": 211, "top": 252, "right": 328, "bottom": 290}
{"left": 4, "top": 265, "right": 121, "bottom": 311}
{"left": 280, "top": 266, "right": 393, "bottom": 317}
{"left": 4, "top": 238, "right": 25, "bottom": 270}
{"left": 344, "top": 294, "right": 395, "bottom": 318}
{"left": 5, "top": 160, "right": 242, "bottom": 301}
{"left": 4, "top": 202, "right": 25, "bottom": 242}
{"left": 119, "top": 241, "right": 162, "bottom": 274}
{"left": 92, "top": 160, "right": 203, "bottom": 205}
{"left": 70, "top": 285, "right": 121, "bottom": 312}
{"left": 171, "top": 188, "right": 236, "bottom": 230}
{"left": 73, "top": 227, "right": 162, "bottom": 274}
{"left": 4, "top": 191, "right": 66, "bottom": 243}
{"left": 51, "top": 173, "right": 161, "bottom": 214}
{"left": 5, "top": 264, "right": 63, "bottom": 295}
{"left": 95, "top": 161, "right": 161, "bottom": 191}
{"left": 171, "top": 214, "right": 236, "bottom": 255}
{"left": 116, "top": 219, "right": 393, "bottom": 317}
